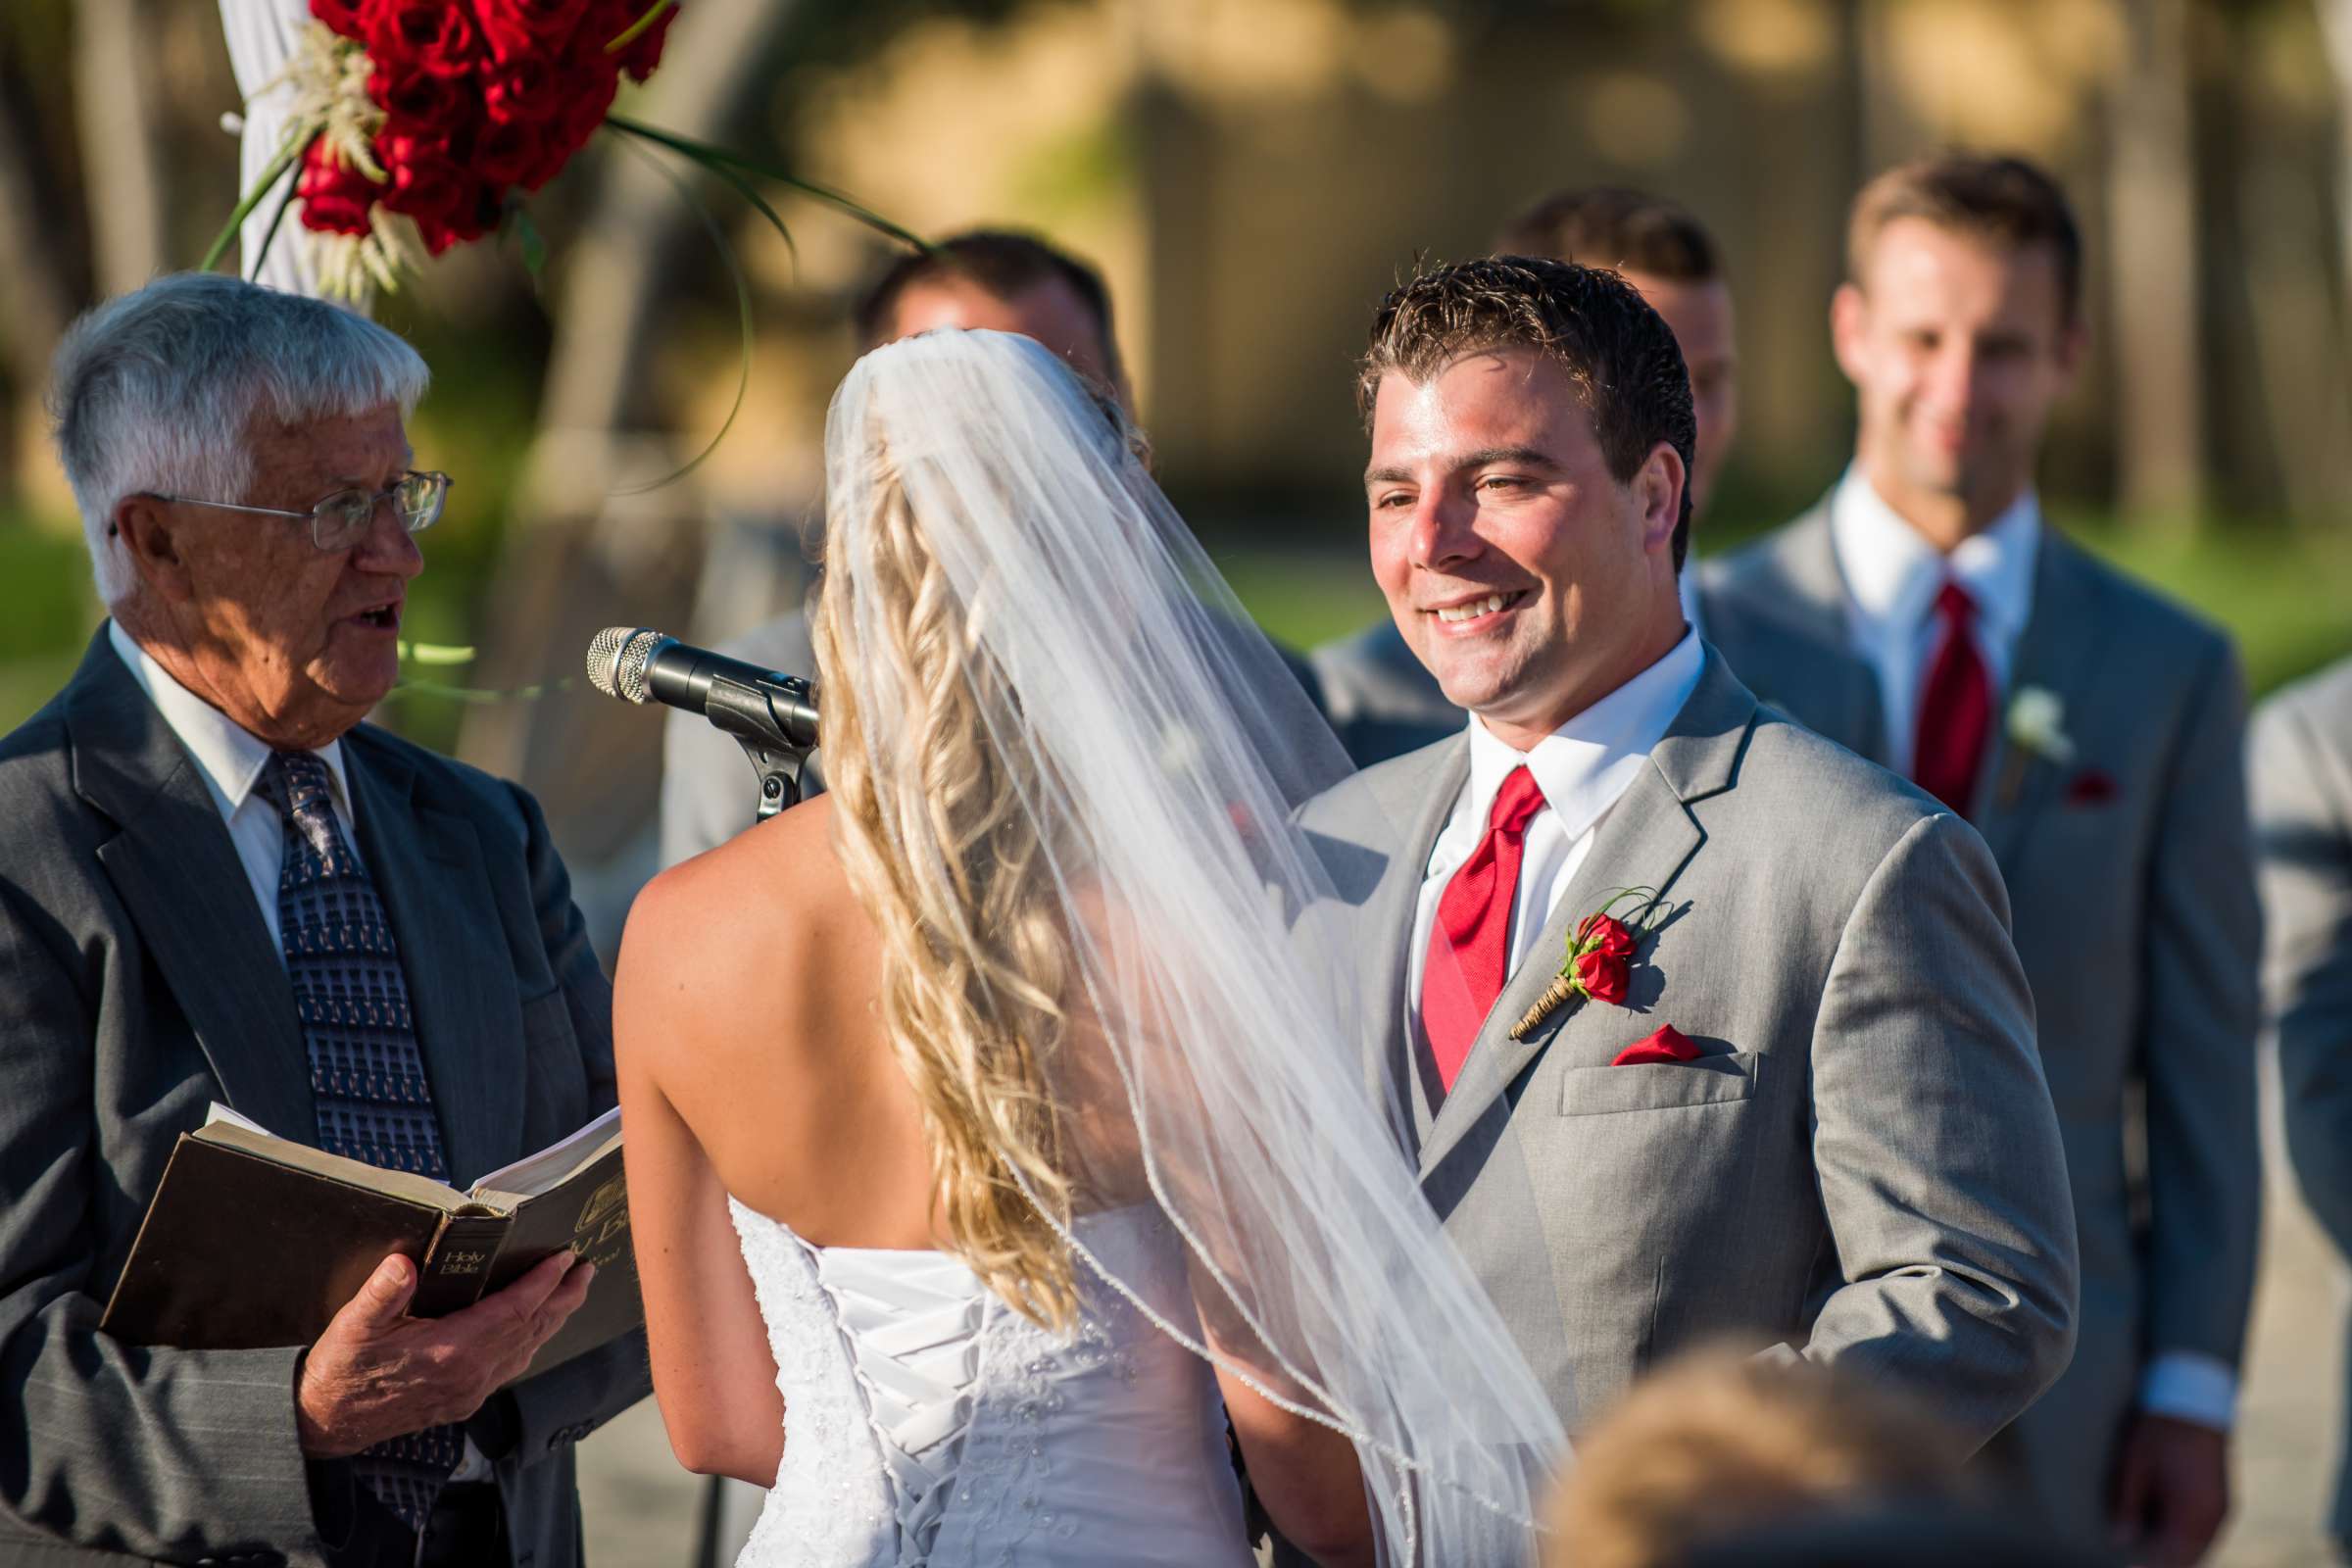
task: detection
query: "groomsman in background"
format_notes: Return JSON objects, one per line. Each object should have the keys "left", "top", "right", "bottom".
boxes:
{"left": 659, "top": 226, "right": 1325, "bottom": 866}
{"left": 2250, "top": 655, "right": 2352, "bottom": 1557}
{"left": 1710, "top": 153, "right": 2259, "bottom": 1565}
{"left": 1311, "top": 188, "right": 1884, "bottom": 764}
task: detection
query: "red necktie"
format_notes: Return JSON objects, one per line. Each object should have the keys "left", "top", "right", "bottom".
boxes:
{"left": 1421, "top": 765, "right": 1547, "bottom": 1091}
{"left": 1913, "top": 580, "right": 1993, "bottom": 818}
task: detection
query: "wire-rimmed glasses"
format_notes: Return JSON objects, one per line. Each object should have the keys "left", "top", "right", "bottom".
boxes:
{"left": 148, "top": 470, "right": 452, "bottom": 552}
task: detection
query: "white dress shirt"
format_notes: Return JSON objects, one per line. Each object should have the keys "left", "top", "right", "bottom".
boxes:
{"left": 1822, "top": 475, "right": 2237, "bottom": 1432}
{"left": 1678, "top": 567, "right": 1704, "bottom": 642}
{"left": 1406, "top": 630, "right": 1704, "bottom": 1013}
{"left": 108, "top": 623, "right": 496, "bottom": 1474}
{"left": 1828, "top": 466, "right": 2039, "bottom": 780}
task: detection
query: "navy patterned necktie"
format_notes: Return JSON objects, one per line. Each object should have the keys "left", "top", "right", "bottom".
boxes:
{"left": 256, "top": 749, "right": 463, "bottom": 1536}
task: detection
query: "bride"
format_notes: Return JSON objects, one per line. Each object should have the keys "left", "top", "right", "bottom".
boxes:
{"left": 613, "top": 328, "right": 1562, "bottom": 1565}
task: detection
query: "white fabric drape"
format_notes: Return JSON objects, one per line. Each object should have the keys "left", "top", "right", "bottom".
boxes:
{"left": 218, "top": 0, "right": 325, "bottom": 299}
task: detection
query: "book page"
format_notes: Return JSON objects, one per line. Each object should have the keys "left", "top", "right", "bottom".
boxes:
{"left": 204, "top": 1102, "right": 272, "bottom": 1137}
{"left": 468, "top": 1105, "right": 621, "bottom": 1203}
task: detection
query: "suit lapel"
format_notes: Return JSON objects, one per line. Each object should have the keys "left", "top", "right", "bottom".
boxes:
{"left": 1972, "top": 535, "right": 2111, "bottom": 871}
{"left": 1360, "top": 739, "right": 1471, "bottom": 1150}
{"left": 346, "top": 733, "right": 526, "bottom": 1187}
{"left": 1416, "top": 655, "right": 1757, "bottom": 1182}
{"left": 71, "top": 631, "right": 318, "bottom": 1141}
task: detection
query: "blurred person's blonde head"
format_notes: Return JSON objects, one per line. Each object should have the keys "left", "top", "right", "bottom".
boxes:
{"left": 1833, "top": 152, "right": 2086, "bottom": 547}
{"left": 1495, "top": 188, "right": 1738, "bottom": 518}
{"left": 1541, "top": 1349, "right": 1970, "bottom": 1568}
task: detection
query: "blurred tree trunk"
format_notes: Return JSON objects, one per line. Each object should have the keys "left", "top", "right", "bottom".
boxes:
{"left": 2106, "top": 0, "right": 2204, "bottom": 522}
{"left": 73, "top": 0, "right": 170, "bottom": 296}
{"left": 2321, "top": 0, "right": 2352, "bottom": 337}
{"left": 0, "top": 69, "right": 82, "bottom": 507}
{"left": 457, "top": 0, "right": 803, "bottom": 901}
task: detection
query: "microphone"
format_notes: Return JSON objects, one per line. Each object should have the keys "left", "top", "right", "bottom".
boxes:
{"left": 587, "top": 627, "right": 820, "bottom": 815}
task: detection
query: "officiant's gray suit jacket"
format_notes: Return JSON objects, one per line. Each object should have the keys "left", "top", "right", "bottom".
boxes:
{"left": 1293, "top": 648, "right": 2079, "bottom": 1447}
{"left": 2252, "top": 656, "right": 2352, "bottom": 1542}
{"left": 1309, "top": 594, "right": 1886, "bottom": 769}
{"left": 0, "top": 630, "right": 651, "bottom": 1568}
{"left": 1710, "top": 506, "right": 2261, "bottom": 1536}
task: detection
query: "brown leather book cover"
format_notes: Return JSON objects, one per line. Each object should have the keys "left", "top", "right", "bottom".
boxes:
{"left": 101, "top": 1111, "right": 640, "bottom": 1382}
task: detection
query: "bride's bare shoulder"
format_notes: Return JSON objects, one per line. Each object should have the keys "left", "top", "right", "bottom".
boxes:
{"left": 615, "top": 795, "right": 859, "bottom": 1058}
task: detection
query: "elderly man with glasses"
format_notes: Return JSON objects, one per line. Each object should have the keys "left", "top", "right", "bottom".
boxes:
{"left": 0, "top": 273, "right": 648, "bottom": 1568}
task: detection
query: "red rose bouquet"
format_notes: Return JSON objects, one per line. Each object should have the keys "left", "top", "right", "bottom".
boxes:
{"left": 209, "top": 2, "right": 677, "bottom": 295}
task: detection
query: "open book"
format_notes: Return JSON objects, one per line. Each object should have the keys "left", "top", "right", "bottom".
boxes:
{"left": 101, "top": 1104, "right": 640, "bottom": 1381}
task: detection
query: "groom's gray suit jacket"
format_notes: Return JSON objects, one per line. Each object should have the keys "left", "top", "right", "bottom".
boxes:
{"left": 1709, "top": 506, "right": 2261, "bottom": 1535}
{"left": 0, "top": 631, "right": 651, "bottom": 1567}
{"left": 1294, "top": 649, "right": 2080, "bottom": 1446}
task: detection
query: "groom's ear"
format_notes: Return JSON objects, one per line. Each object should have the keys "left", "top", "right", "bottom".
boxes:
{"left": 1633, "top": 443, "right": 1685, "bottom": 554}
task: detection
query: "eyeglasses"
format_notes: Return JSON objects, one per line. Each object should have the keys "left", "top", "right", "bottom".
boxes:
{"left": 148, "top": 470, "right": 452, "bottom": 553}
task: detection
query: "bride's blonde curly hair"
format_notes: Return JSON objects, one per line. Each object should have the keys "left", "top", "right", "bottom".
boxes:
{"left": 811, "top": 448, "right": 1082, "bottom": 1334}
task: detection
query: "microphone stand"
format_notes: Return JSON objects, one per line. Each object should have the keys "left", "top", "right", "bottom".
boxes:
{"left": 699, "top": 673, "right": 818, "bottom": 818}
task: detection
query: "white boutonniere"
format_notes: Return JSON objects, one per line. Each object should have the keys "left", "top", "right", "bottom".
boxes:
{"left": 1997, "top": 685, "right": 2076, "bottom": 807}
{"left": 2006, "top": 686, "right": 2077, "bottom": 764}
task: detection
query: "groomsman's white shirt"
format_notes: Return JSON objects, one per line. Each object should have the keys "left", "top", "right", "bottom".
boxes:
{"left": 1405, "top": 629, "right": 1704, "bottom": 1014}
{"left": 106, "top": 619, "right": 495, "bottom": 1477}
{"left": 1823, "top": 470, "right": 2237, "bottom": 1434}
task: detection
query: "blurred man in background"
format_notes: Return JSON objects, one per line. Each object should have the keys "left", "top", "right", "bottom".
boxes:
{"left": 1310, "top": 188, "right": 1884, "bottom": 764}
{"left": 1710, "top": 153, "right": 2258, "bottom": 1566}
{"left": 2250, "top": 653, "right": 2352, "bottom": 1557}
{"left": 659, "top": 226, "right": 1322, "bottom": 868}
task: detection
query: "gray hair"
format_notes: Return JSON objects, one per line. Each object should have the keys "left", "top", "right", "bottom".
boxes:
{"left": 46, "top": 272, "right": 431, "bottom": 606}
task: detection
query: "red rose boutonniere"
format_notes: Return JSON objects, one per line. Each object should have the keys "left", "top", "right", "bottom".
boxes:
{"left": 1509, "top": 886, "right": 1659, "bottom": 1041}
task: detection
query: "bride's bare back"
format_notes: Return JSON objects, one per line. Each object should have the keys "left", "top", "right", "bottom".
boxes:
{"left": 624, "top": 794, "right": 943, "bottom": 1252}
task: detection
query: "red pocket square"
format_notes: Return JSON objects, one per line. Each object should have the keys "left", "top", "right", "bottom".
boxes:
{"left": 2066, "top": 767, "right": 2118, "bottom": 806}
{"left": 1612, "top": 1024, "right": 1700, "bottom": 1066}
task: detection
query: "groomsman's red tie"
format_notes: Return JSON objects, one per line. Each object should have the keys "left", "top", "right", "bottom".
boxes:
{"left": 1422, "top": 765, "right": 1546, "bottom": 1092}
{"left": 1913, "top": 579, "right": 1993, "bottom": 818}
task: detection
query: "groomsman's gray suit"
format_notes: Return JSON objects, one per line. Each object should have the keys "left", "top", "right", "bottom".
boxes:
{"left": 1711, "top": 504, "right": 2261, "bottom": 1535}
{"left": 1310, "top": 589, "right": 1886, "bottom": 769}
{"left": 1293, "top": 647, "right": 2079, "bottom": 1444}
{"left": 0, "top": 632, "right": 650, "bottom": 1567}
{"left": 2252, "top": 655, "right": 2352, "bottom": 1545}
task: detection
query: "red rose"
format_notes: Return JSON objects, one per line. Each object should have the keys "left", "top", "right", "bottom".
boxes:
{"left": 362, "top": 0, "right": 485, "bottom": 80}
{"left": 545, "top": 59, "right": 620, "bottom": 157}
{"left": 369, "top": 60, "right": 467, "bottom": 131}
{"left": 295, "top": 144, "right": 379, "bottom": 236}
{"left": 311, "top": 0, "right": 368, "bottom": 39}
{"left": 1574, "top": 948, "right": 1629, "bottom": 1006}
{"left": 476, "top": 115, "right": 561, "bottom": 190}
{"left": 483, "top": 54, "right": 559, "bottom": 124}
{"left": 379, "top": 138, "right": 496, "bottom": 254}
{"left": 1574, "top": 912, "right": 1636, "bottom": 960}
{"left": 607, "top": 0, "right": 675, "bottom": 82}
{"left": 475, "top": 0, "right": 593, "bottom": 64}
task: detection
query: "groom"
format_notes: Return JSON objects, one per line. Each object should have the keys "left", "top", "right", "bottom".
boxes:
{"left": 1297, "top": 257, "right": 2079, "bottom": 1444}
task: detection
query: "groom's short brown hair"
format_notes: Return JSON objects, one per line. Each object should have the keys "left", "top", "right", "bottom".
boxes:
{"left": 1358, "top": 256, "right": 1698, "bottom": 567}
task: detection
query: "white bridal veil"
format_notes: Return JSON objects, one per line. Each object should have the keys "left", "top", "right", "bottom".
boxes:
{"left": 823, "top": 329, "right": 1566, "bottom": 1564}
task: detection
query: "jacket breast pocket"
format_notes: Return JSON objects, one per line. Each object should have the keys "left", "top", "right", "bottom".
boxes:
{"left": 1558, "top": 1052, "right": 1759, "bottom": 1116}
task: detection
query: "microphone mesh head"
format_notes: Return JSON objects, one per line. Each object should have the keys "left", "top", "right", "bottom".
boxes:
{"left": 586, "top": 626, "right": 662, "bottom": 703}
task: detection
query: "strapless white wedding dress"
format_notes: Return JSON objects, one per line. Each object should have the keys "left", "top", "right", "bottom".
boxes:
{"left": 726, "top": 1198, "right": 1252, "bottom": 1567}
